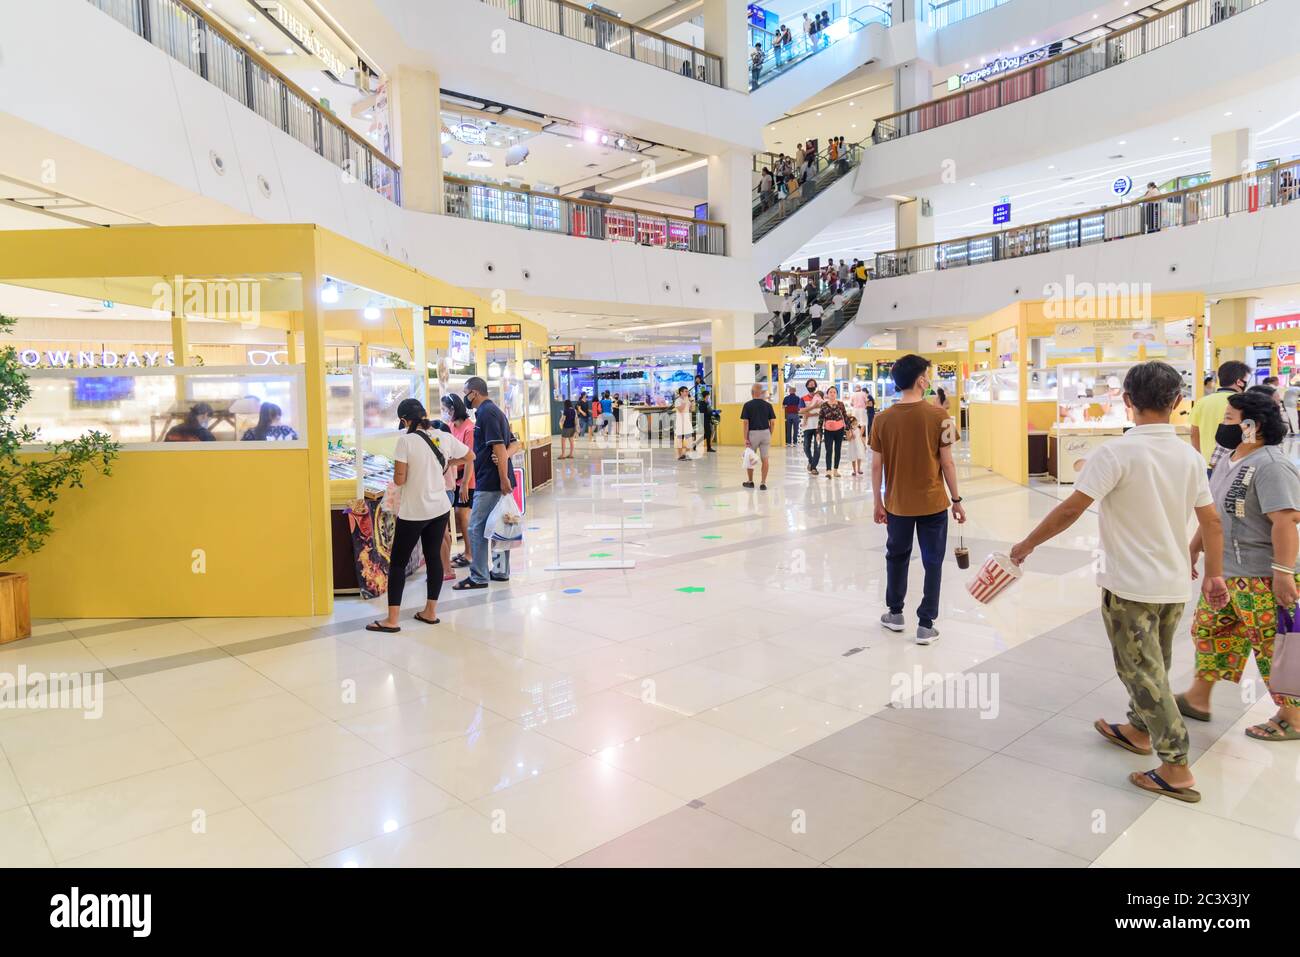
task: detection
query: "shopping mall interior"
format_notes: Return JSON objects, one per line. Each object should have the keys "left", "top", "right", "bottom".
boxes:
{"left": 0, "top": 0, "right": 1298, "bottom": 884}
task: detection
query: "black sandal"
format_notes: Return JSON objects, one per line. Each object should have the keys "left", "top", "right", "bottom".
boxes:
{"left": 413, "top": 613, "right": 440, "bottom": 625}
{"left": 452, "top": 579, "right": 488, "bottom": 591}
{"left": 366, "top": 621, "right": 400, "bottom": 633}
{"left": 451, "top": 555, "right": 471, "bottom": 568}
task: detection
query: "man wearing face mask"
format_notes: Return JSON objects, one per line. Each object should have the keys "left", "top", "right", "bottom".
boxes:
{"left": 453, "top": 376, "right": 516, "bottom": 591}
{"left": 1190, "top": 360, "right": 1250, "bottom": 474}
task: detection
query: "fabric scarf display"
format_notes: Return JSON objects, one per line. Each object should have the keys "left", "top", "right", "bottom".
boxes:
{"left": 346, "top": 497, "right": 425, "bottom": 600}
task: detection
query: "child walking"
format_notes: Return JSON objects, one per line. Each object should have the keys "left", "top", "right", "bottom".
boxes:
{"left": 846, "top": 414, "right": 867, "bottom": 476}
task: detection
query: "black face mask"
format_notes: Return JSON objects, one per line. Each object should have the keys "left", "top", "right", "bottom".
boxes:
{"left": 1216, "top": 424, "right": 1244, "bottom": 450}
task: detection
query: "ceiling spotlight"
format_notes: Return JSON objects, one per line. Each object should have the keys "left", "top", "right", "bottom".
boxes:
{"left": 616, "top": 137, "right": 627, "bottom": 148}
{"left": 583, "top": 128, "right": 599, "bottom": 144}
{"left": 364, "top": 305, "right": 381, "bottom": 321}
{"left": 320, "top": 280, "right": 340, "bottom": 304}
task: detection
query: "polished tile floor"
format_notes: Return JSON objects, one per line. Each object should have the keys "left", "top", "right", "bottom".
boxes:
{"left": 2, "top": 438, "right": 1298, "bottom": 867}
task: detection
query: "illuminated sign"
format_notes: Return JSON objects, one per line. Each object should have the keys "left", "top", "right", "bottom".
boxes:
{"left": 450, "top": 122, "right": 486, "bottom": 146}
{"left": 426, "top": 306, "right": 475, "bottom": 327}
{"left": 449, "top": 328, "right": 472, "bottom": 365}
{"left": 954, "top": 41, "right": 1062, "bottom": 88}
{"left": 993, "top": 202, "right": 1011, "bottom": 225}
{"left": 262, "top": 1, "right": 357, "bottom": 79}
{"left": 547, "top": 344, "right": 577, "bottom": 357}
{"left": 485, "top": 324, "right": 522, "bottom": 341}
{"left": 1112, "top": 175, "right": 1134, "bottom": 197}
{"left": 17, "top": 349, "right": 175, "bottom": 369}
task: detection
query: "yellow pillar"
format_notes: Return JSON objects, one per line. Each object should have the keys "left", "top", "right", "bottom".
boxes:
{"left": 171, "top": 310, "right": 189, "bottom": 402}
{"left": 301, "top": 248, "right": 333, "bottom": 616}
{"left": 391, "top": 66, "right": 443, "bottom": 214}
{"left": 1210, "top": 297, "right": 1257, "bottom": 364}
{"left": 285, "top": 328, "right": 299, "bottom": 365}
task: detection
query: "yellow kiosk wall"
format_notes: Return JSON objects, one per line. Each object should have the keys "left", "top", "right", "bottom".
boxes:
{"left": 6, "top": 450, "right": 317, "bottom": 618}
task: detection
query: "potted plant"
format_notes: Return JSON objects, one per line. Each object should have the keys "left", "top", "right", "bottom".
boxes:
{"left": 0, "top": 314, "right": 119, "bottom": 642}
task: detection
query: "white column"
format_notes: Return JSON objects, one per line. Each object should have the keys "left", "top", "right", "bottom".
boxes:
{"left": 708, "top": 150, "right": 753, "bottom": 258}
{"left": 895, "top": 327, "right": 920, "bottom": 352}
{"left": 895, "top": 198, "right": 933, "bottom": 249}
{"left": 712, "top": 311, "right": 756, "bottom": 404}
{"left": 893, "top": 61, "right": 934, "bottom": 112}
{"left": 1211, "top": 296, "right": 1259, "bottom": 365}
{"left": 701, "top": 0, "right": 749, "bottom": 93}
{"left": 1211, "top": 128, "right": 1254, "bottom": 181}
{"left": 391, "top": 65, "right": 443, "bottom": 214}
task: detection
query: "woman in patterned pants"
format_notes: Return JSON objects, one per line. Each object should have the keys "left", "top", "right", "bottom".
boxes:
{"left": 1180, "top": 390, "right": 1300, "bottom": 741}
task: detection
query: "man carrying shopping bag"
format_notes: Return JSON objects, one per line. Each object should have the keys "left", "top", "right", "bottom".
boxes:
{"left": 454, "top": 376, "right": 517, "bottom": 590}
{"left": 741, "top": 384, "right": 776, "bottom": 490}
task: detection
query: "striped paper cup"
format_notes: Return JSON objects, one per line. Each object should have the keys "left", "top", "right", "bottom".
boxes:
{"left": 967, "top": 552, "right": 1023, "bottom": 604}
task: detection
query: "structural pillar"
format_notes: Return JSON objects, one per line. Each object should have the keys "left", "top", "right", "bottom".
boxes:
{"left": 301, "top": 258, "right": 334, "bottom": 615}
{"left": 1211, "top": 296, "right": 1259, "bottom": 365}
{"left": 391, "top": 65, "right": 443, "bottom": 214}
{"left": 1211, "top": 128, "right": 1254, "bottom": 181}
{"left": 285, "top": 327, "right": 300, "bottom": 365}
{"left": 895, "top": 198, "right": 933, "bottom": 250}
{"left": 711, "top": 311, "right": 756, "bottom": 405}
{"left": 702, "top": 0, "right": 749, "bottom": 93}
{"left": 708, "top": 150, "right": 754, "bottom": 259}
{"left": 893, "top": 61, "right": 934, "bottom": 113}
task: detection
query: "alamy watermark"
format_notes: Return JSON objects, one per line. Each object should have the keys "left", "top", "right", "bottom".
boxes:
{"left": 889, "top": 666, "right": 1000, "bottom": 720}
{"left": 1042, "top": 277, "right": 1152, "bottom": 321}
{"left": 0, "top": 667, "right": 105, "bottom": 719}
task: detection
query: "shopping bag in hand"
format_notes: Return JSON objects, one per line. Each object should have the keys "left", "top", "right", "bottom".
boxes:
{"left": 486, "top": 494, "right": 524, "bottom": 550}
{"left": 1271, "top": 606, "right": 1300, "bottom": 700}
{"left": 741, "top": 448, "right": 760, "bottom": 470}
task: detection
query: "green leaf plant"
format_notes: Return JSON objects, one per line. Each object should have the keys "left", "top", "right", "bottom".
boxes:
{"left": 0, "top": 314, "right": 119, "bottom": 566}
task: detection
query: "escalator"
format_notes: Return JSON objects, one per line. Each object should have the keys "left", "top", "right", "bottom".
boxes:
{"left": 755, "top": 282, "right": 862, "bottom": 347}
{"left": 751, "top": 141, "right": 870, "bottom": 269}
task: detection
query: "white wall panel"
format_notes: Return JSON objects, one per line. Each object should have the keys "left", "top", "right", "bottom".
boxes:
{"left": 856, "top": 0, "right": 1300, "bottom": 200}
{"left": 850, "top": 200, "right": 1300, "bottom": 329}
{"left": 168, "top": 61, "right": 253, "bottom": 218}
{"left": 224, "top": 101, "right": 293, "bottom": 225}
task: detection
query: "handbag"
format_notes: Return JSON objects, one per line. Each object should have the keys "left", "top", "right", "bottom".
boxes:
{"left": 1271, "top": 606, "right": 1300, "bottom": 700}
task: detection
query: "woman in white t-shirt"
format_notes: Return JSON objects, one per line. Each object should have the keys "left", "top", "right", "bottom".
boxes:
{"left": 673, "top": 386, "right": 694, "bottom": 461}
{"left": 368, "top": 399, "right": 473, "bottom": 633}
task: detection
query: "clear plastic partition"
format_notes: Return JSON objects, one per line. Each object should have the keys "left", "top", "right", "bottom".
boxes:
{"left": 965, "top": 368, "right": 1018, "bottom": 403}
{"left": 20, "top": 365, "right": 305, "bottom": 448}
{"left": 325, "top": 367, "right": 423, "bottom": 443}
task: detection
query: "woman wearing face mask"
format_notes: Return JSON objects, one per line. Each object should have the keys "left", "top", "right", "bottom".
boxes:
{"left": 1180, "top": 390, "right": 1300, "bottom": 740}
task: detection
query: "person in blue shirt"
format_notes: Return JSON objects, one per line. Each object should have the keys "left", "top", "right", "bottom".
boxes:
{"left": 454, "top": 376, "right": 516, "bottom": 590}
{"left": 781, "top": 384, "right": 802, "bottom": 445}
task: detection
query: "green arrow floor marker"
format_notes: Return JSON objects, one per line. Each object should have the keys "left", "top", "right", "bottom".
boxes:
{"left": 589, "top": 552, "right": 612, "bottom": 558}
{"left": 676, "top": 586, "right": 706, "bottom": 594}
{"left": 701, "top": 535, "right": 722, "bottom": 540}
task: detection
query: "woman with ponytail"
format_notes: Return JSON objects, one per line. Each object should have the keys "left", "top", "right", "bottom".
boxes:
{"left": 368, "top": 399, "right": 474, "bottom": 633}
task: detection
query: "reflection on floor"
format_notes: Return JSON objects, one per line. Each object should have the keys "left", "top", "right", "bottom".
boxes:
{"left": 1, "top": 439, "right": 1297, "bottom": 867}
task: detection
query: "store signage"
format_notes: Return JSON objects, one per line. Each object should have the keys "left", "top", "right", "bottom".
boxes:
{"left": 1277, "top": 344, "right": 1296, "bottom": 365}
{"left": 1112, "top": 175, "right": 1134, "bottom": 198}
{"left": 426, "top": 306, "right": 475, "bottom": 327}
{"left": 450, "top": 122, "right": 486, "bottom": 146}
{"left": 485, "top": 323, "right": 522, "bottom": 341}
{"left": 747, "top": 4, "right": 770, "bottom": 29}
{"left": 262, "top": 1, "right": 357, "bottom": 78}
{"left": 547, "top": 344, "right": 577, "bottom": 358}
{"left": 955, "top": 41, "right": 1061, "bottom": 88}
{"left": 993, "top": 202, "right": 1011, "bottom": 225}
{"left": 17, "top": 349, "right": 176, "bottom": 369}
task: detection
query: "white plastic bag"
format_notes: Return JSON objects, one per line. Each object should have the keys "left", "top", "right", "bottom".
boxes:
{"left": 487, "top": 493, "right": 524, "bottom": 550}
{"left": 741, "top": 448, "right": 760, "bottom": 470}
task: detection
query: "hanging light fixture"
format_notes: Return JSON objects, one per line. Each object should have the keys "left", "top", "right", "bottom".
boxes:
{"left": 487, "top": 361, "right": 502, "bottom": 379}
{"left": 320, "top": 280, "right": 340, "bottom": 304}
{"left": 466, "top": 152, "right": 492, "bottom": 168}
{"left": 364, "top": 304, "right": 381, "bottom": 321}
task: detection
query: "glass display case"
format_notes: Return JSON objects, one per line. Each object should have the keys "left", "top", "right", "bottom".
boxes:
{"left": 1054, "top": 363, "right": 1133, "bottom": 429}
{"left": 965, "top": 368, "right": 1018, "bottom": 403}
{"left": 19, "top": 365, "right": 305, "bottom": 447}
{"left": 1026, "top": 367, "right": 1058, "bottom": 402}
{"left": 325, "top": 367, "right": 423, "bottom": 442}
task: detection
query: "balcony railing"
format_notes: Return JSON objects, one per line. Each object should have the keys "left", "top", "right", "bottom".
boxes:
{"left": 748, "top": 3, "right": 891, "bottom": 91}
{"left": 481, "top": 0, "right": 723, "bottom": 86}
{"left": 926, "top": 0, "right": 1011, "bottom": 30}
{"left": 752, "top": 141, "right": 863, "bottom": 242}
{"left": 874, "top": 0, "right": 1268, "bottom": 141}
{"left": 872, "top": 159, "right": 1300, "bottom": 279}
{"left": 86, "top": 0, "right": 400, "bottom": 204}
{"left": 444, "top": 176, "right": 727, "bottom": 255}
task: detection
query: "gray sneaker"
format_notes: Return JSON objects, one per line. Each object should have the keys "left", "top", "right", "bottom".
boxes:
{"left": 916, "top": 626, "right": 941, "bottom": 645}
{"left": 880, "top": 612, "right": 905, "bottom": 633}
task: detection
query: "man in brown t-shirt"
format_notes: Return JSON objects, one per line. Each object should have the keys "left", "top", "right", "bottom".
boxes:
{"left": 869, "top": 355, "right": 966, "bottom": 644}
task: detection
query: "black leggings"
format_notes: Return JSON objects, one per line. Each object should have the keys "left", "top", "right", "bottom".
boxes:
{"left": 387, "top": 513, "right": 450, "bottom": 607}
{"left": 822, "top": 430, "right": 843, "bottom": 470}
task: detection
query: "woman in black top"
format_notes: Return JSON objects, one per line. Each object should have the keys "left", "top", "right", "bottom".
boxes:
{"left": 166, "top": 402, "right": 216, "bottom": 442}
{"left": 864, "top": 393, "right": 876, "bottom": 439}
{"left": 559, "top": 399, "right": 577, "bottom": 459}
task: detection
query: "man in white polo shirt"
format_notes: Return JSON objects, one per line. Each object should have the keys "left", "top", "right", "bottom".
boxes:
{"left": 1010, "top": 361, "right": 1228, "bottom": 804}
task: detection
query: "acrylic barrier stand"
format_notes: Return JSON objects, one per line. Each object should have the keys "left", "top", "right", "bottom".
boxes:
{"left": 545, "top": 484, "right": 637, "bottom": 571}
{"left": 585, "top": 452, "right": 655, "bottom": 531}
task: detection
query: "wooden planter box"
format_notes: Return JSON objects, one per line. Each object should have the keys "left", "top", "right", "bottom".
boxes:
{"left": 0, "top": 572, "right": 31, "bottom": 643}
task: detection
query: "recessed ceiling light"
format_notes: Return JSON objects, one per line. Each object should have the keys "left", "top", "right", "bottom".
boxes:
{"left": 969, "top": 182, "right": 976, "bottom": 186}
{"left": 565, "top": 143, "right": 573, "bottom": 148}
{"left": 1225, "top": 111, "right": 1233, "bottom": 117}
{"left": 849, "top": 101, "right": 856, "bottom": 106}
{"left": 1118, "top": 140, "right": 1127, "bottom": 145}
{"left": 311, "top": 86, "right": 320, "bottom": 93}
{"left": 1048, "top": 164, "right": 1056, "bottom": 170}
{"left": 248, "top": 15, "right": 256, "bottom": 22}
{"left": 816, "top": 112, "right": 822, "bottom": 116}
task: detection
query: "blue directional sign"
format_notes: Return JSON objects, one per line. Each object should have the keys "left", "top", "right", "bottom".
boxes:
{"left": 993, "top": 202, "right": 1011, "bottom": 225}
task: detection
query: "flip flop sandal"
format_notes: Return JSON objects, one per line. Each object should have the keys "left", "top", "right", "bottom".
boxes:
{"left": 1129, "top": 769, "right": 1202, "bottom": 803}
{"left": 366, "top": 622, "right": 400, "bottom": 633}
{"left": 413, "top": 613, "right": 440, "bottom": 625}
{"left": 451, "top": 555, "right": 471, "bottom": 568}
{"left": 452, "top": 580, "right": 489, "bottom": 591}
{"left": 1175, "top": 693, "right": 1212, "bottom": 722}
{"left": 1244, "top": 718, "right": 1300, "bottom": 742}
{"left": 1094, "top": 719, "right": 1153, "bottom": 756}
